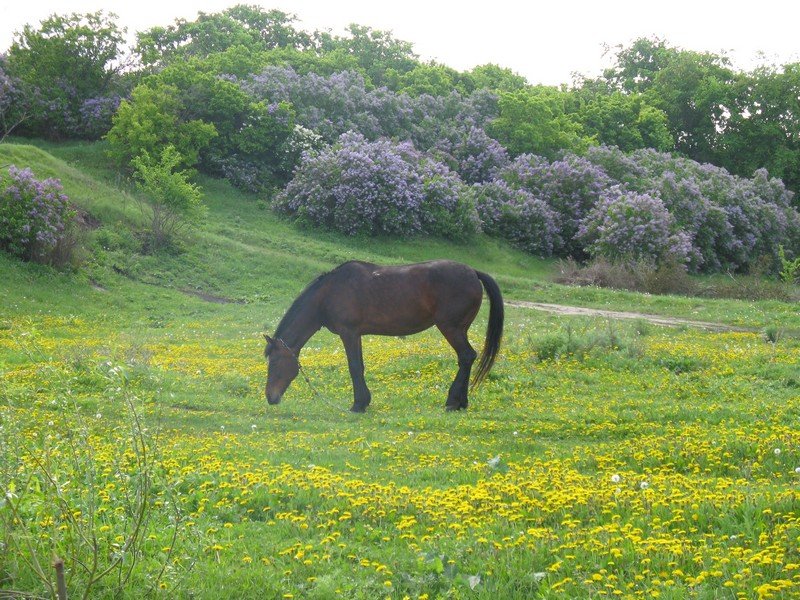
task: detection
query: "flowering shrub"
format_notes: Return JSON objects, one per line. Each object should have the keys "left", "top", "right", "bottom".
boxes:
{"left": 496, "top": 154, "right": 612, "bottom": 257}
{"left": 275, "top": 132, "right": 478, "bottom": 239}
{"left": 578, "top": 189, "right": 693, "bottom": 264}
{"left": 473, "top": 180, "right": 559, "bottom": 256}
{"left": 433, "top": 126, "right": 509, "bottom": 184}
{"left": 586, "top": 148, "right": 800, "bottom": 272}
{"left": 242, "top": 67, "right": 503, "bottom": 184}
{"left": 243, "top": 67, "right": 498, "bottom": 142}
{"left": 1, "top": 57, "right": 28, "bottom": 139}
{"left": 0, "top": 165, "right": 75, "bottom": 264}
{"left": 75, "top": 95, "right": 120, "bottom": 139}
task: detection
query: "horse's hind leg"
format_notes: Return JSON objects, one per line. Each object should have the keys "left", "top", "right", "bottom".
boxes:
{"left": 341, "top": 332, "right": 372, "bottom": 413}
{"left": 437, "top": 325, "right": 477, "bottom": 411}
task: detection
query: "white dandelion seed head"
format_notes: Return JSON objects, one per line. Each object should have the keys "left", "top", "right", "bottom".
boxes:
{"left": 611, "top": 474, "right": 621, "bottom": 484}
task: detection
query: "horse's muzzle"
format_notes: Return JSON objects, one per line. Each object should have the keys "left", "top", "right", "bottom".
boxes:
{"left": 266, "top": 390, "right": 282, "bottom": 405}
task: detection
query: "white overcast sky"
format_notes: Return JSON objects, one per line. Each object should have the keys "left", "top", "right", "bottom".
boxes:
{"left": 1, "top": 0, "right": 799, "bottom": 85}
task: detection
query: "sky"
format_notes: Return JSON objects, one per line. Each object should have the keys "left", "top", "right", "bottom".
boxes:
{"left": 1, "top": 0, "right": 799, "bottom": 86}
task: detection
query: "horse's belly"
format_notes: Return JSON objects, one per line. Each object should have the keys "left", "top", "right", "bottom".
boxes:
{"left": 360, "top": 319, "right": 434, "bottom": 336}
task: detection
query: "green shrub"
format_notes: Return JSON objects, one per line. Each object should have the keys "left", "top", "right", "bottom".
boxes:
{"left": 131, "top": 146, "right": 204, "bottom": 251}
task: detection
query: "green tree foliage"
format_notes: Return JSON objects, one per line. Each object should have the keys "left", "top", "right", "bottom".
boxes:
{"left": 158, "top": 60, "right": 299, "bottom": 188}
{"left": 131, "top": 145, "right": 204, "bottom": 251}
{"left": 4, "top": 11, "right": 126, "bottom": 139}
{"left": 136, "top": 5, "right": 311, "bottom": 67}
{"left": 603, "top": 37, "right": 735, "bottom": 163}
{"left": 569, "top": 86, "right": 674, "bottom": 152}
{"left": 722, "top": 64, "right": 800, "bottom": 200}
{"left": 317, "top": 24, "right": 418, "bottom": 86}
{"left": 385, "top": 63, "right": 467, "bottom": 96}
{"left": 488, "top": 87, "right": 590, "bottom": 158}
{"left": 105, "top": 84, "right": 218, "bottom": 170}
{"left": 467, "top": 64, "right": 529, "bottom": 93}
{"left": 247, "top": 46, "right": 362, "bottom": 77}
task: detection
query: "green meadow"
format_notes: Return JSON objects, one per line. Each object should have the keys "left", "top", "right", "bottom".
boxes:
{"left": 1, "top": 141, "right": 799, "bottom": 599}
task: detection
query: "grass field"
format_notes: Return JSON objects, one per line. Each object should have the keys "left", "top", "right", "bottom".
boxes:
{"left": 1, "top": 141, "right": 799, "bottom": 599}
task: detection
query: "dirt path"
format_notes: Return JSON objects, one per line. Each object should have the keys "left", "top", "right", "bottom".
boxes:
{"left": 505, "top": 300, "right": 757, "bottom": 333}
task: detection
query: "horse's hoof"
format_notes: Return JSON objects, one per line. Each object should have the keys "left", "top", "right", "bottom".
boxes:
{"left": 350, "top": 405, "right": 367, "bottom": 413}
{"left": 445, "top": 405, "right": 461, "bottom": 412}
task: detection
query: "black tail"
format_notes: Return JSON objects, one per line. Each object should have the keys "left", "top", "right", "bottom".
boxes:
{"left": 471, "top": 271, "right": 504, "bottom": 388}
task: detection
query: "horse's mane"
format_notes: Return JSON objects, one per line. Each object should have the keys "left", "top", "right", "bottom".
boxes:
{"left": 274, "top": 262, "right": 368, "bottom": 339}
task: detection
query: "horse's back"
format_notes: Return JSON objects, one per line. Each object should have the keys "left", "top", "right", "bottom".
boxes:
{"left": 321, "top": 260, "right": 482, "bottom": 335}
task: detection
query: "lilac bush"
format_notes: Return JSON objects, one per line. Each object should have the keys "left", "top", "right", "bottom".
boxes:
{"left": 1, "top": 57, "right": 27, "bottom": 138}
{"left": 473, "top": 179, "right": 559, "bottom": 256}
{"left": 496, "top": 154, "right": 612, "bottom": 256}
{"left": 578, "top": 189, "right": 693, "bottom": 264}
{"left": 75, "top": 95, "right": 121, "bottom": 139}
{"left": 432, "top": 125, "right": 509, "bottom": 184}
{"left": 0, "top": 166, "right": 75, "bottom": 264}
{"left": 580, "top": 147, "right": 800, "bottom": 272}
{"left": 241, "top": 66, "right": 504, "bottom": 184}
{"left": 275, "top": 132, "right": 478, "bottom": 239}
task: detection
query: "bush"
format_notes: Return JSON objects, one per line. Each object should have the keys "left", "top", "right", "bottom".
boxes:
{"left": 578, "top": 188, "right": 693, "bottom": 264}
{"left": 432, "top": 125, "right": 509, "bottom": 184}
{"left": 587, "top": 148, "right": 800, "bottom": 273}
{"left": 0, "top": 57, "right": 28, "bottom": 140}
{"left": 105, "top": 83, "right": 218, "bottom": 170}
{"left": 497, "top": 154, "right": 612, "bottom": 257}
{"left": 3, "top": 11, "right": 126, "bottom": 139}
{"left": 0, "top": 165, "right": 77, "bottom": 265}
{"left": 473, "top": 180, "right": 559, "bottom": 256}
{"left": 131, "top": 146, "right": 204, "bottom": 251}
{"left": 275, "top": 132, "right": 478, "bottom": 240}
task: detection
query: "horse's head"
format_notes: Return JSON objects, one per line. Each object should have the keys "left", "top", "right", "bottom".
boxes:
{"left": 264, "top": 334, "right": 299, "bottom": 405}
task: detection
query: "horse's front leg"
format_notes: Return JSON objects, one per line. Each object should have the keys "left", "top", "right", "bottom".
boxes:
{"left": 341, "top": 332, "right": 371, "bottom": 412}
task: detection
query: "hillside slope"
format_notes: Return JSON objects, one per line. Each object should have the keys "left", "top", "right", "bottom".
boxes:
{"left": 1, "top": 140, "right": 797, "bottom": 330}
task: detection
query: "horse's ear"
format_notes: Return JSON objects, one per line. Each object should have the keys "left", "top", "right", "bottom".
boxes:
{"left": 264, "top": 334, "right": 274, "bottom": 344}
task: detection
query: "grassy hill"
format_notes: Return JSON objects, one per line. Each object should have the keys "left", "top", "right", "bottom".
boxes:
{"left": 2, "top": 141, "right": 799, "bottom": 599}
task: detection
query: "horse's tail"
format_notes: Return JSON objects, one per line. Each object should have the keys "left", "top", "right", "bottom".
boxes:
{"left": 472, "top": 271, "right": 504, "bottom": 388}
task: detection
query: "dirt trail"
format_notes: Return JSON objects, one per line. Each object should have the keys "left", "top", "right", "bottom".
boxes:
{"left": 505, "top": 300, "right": 756, "bottom": 333}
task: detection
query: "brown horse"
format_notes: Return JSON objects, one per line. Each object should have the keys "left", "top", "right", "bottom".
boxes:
{"left": 264, "top": 260, "right": 503, "bottom": 412}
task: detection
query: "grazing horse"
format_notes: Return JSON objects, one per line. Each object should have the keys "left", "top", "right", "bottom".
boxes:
{"left": 264, "top": 260, "right": 503, "bottom": 412}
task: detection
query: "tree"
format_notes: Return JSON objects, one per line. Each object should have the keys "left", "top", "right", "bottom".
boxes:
{"left": 4, "top": 11, "right": 126, "bottom": 139}
{"left": 317, "top": 24, "right": 418, "bottom": 86}
{"left": 487, "top": 87, "right": 590, "bottom": 158}
{"left": 722, "top": 64, "right": 800, "bottom": 200}
{"left": 385, "top": 62, "right": 466, "bottom": 96}
{"left": 136, "top": 5, "right": 311, "bottom": 67}
{"left": 105, "top": 83, "right": 218, "bottom": 170}
{"left": 467, "top": 64, "right": 529, "bottom": 93}
{"left": 603, "top": 38, "right": 735, "bottom": 163}
{"left": 570, "top": 88, "right": 674, "bottom": 152}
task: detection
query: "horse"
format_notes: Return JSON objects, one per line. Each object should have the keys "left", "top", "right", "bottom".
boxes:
{"left": 264, "top": 260, "right": 504, "bottom": 412}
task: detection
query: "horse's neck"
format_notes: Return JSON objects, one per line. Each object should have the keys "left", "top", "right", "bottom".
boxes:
{"left": 279, "top": 298, "right": 322, "bottom": 352}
